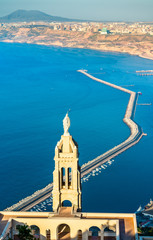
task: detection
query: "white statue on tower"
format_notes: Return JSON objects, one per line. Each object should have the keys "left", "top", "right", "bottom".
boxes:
{"left": 63, "top": 112, "right": 70, "bottom": 136}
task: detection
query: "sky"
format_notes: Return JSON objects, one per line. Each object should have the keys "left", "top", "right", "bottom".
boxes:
{"left": 0, "top": 0, "right": 153, "bottom": 22}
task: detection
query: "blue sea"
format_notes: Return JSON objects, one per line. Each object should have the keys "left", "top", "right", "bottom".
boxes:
{"left": 0, "top": 42, "right": 153, "bottom": 212}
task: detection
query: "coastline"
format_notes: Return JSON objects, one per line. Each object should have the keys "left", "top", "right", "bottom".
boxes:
{"left": 0, "top": 40, "right": 153, "bottom": 213}
{"left": 1, "top": 39, "right": 153, "bottom": 62}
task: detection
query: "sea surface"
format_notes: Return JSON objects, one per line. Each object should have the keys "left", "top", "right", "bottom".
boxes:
{"left": 0, "top": 42, "right": 153, "bottom": 212}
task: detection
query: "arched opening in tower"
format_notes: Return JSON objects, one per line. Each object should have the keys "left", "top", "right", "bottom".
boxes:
{"left": 57, "top": 224, "right": 70, "bottom": 240}
{"left": 61, "top": 167, "right": 65, "bottom": 188}
{"left": 62, "top": 200, "right": 72, "bottom": 207}
{"left": 89, "top": 226, "right": 101, "bottom": 240}
{"left": 77, "top": 230, "right": 82, "bottom": 240}
{"left": 30, "top": 225, "right": 40, "bottom": 239}
{"left": 68, "top": 167, "right": 72, "bottom": 189}
{"left": 46, "top": 229, "right": 51, "bottom": 240}
{"left": 103, "top": 226, "right": 116, "bottom": 238}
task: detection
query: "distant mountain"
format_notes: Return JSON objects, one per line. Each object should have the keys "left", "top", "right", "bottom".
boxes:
{"left": 0, "top": 10, "right": 79, "bottom": 23}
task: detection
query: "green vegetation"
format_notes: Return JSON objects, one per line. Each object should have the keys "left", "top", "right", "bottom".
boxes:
{"left": 16, "top": 225, "right": 34, "bottom": 240}
{"left": 138, "top": 227, "right": 153, "bottom": 236}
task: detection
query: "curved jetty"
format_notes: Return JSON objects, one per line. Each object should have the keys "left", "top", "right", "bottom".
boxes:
{"left": 4, "top": 70, "right": 145, "bottom": 212}
{"left": 78, "top": 70, "right": 144, "bottom": 176}
{"left": 78, "top": 70, "right": 138, "bottom": 136}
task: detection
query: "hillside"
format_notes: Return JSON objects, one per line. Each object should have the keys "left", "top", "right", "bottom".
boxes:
{"left": 0, "top": 10, "right": 77, "bottom": 23}
{"left": 0, "top": 23, "right": 153, "bottom": 60}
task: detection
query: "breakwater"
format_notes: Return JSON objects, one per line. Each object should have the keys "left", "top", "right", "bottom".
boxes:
{"left": 78, "top": 70, "right": 144, "bottom": 175}
{"left": 78, "top": 70, "right": 138, "bottom": 136}
{"left": 136, "top": 70, "right": 153, "bottom": 73}
{"left": 4, "top": 70, "right": 144, "bottom": 212}
{"left": 136, "top": 70, "right": 153, "bottom": 76}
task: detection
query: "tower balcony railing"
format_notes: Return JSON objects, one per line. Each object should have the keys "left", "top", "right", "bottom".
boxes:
{"left": 59, "top": 152, "right": 74, "bottom": 158}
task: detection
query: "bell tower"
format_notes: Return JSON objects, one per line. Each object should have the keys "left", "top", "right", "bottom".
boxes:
{"left": 52, "top": 113, "right": 82, "bottom": 213}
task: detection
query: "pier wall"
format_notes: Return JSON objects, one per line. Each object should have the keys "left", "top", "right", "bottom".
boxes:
{"left": 79, "top": 70, "right": 143, "bottom": 175}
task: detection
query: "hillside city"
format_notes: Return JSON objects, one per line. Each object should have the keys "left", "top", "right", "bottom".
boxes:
{"left": 0, "top": 21, "right": 153, "bottom": 60}
{"left": 1, "top": 21, "right": 153, "bottom": 34}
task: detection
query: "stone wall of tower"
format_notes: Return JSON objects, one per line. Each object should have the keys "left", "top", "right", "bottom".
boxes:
{"left": 52, "top": 133, "right": 82, "bottom": 213}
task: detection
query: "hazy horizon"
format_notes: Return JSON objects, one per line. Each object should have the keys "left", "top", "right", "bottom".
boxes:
{"left": 0, "top": 0, "right": 153, "bottom": 22}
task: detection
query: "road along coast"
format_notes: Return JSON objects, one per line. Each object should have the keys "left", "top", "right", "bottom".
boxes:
{"left": 4, "top": 70, "right": 145, "bottom": 211}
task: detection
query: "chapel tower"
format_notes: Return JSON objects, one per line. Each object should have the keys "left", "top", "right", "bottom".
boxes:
{"left": 52, "top": 113, "right": 82, "bottom": 213}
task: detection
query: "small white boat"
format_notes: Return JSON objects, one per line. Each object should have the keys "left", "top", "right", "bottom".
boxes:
{"left": 135, "top": 205, "right": 142, "bottom": 213}
{"left": 108, "top": 160, "right": 112, "bottom": 165}
{"left": 101, "top": 166, "right": 105, "bottom": 169}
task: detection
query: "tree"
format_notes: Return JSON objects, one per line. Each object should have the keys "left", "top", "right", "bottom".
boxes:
{"left": 17, "top": 225, "right": 34, "bottom": 240}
